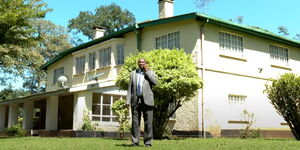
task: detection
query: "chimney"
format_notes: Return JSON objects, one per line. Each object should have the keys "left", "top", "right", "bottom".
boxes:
{"left": 158, "top": 0, "right": 174, "bottom": 19}
{"left": 92, "top": 26, "right": 106, "bottom": 39}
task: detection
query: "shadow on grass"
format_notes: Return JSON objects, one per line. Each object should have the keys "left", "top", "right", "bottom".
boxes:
{"left": 262, "top": 138, "right": 296, "bottom": 141}
{"left": 0, "top": 136, "right": 26, "bottom": 139}
{"left": 115, "top": 144, "right": 138, "bottom": 147}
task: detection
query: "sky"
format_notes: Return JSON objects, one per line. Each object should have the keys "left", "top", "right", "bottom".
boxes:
{"left": 44, "top": 0, "right": 300, "bottom": 40}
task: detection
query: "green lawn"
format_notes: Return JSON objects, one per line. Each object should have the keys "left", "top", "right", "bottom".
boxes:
{"left": 0, "top": 137, "right": 299, "bottom": 150}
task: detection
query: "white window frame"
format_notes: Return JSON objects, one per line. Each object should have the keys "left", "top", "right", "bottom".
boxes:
{"left": 99, "top": 47, "right": 111, "bottom": 68}
{"left": 228, "top": 94, "right": 247, "bottom": 124}
{"left": 117, "top": 44, "right": 125, "bottom": 65}
{"left": 155, "top": 31, "right": 180, "bottom": 49}
{"left": 88, "top": 52, "right": 96, "bottom": 71}
{"left": 269, "top": 44, "right": 289, "bottom": 66}
{"left": 168, "top": 103, "right": 176, "bottom": 120}
{"left": 53, "top": 67, "right": 64, "bottom": 84}
{"left": 75, "top": 56, "right": 85, "bottom": 74}
{"left": 219, "top": 32, "right": 244, "bottom": 57}
{"left": 92, "top": 93, "right": 126, "bottom": 124}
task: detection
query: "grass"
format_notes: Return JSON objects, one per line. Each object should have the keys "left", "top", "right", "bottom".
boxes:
{"left": 0, "top": 137, "right": 299, "bottom": 150}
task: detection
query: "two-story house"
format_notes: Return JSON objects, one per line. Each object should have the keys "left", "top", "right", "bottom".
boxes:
{"left": 1, "top": 0, "right": 299, "bottom": 137}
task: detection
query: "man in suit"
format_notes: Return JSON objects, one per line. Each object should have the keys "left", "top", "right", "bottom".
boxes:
{"left": 126, "top": 58, "right": 157, "bottom": 147}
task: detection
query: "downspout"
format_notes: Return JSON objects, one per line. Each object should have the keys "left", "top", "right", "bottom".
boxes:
{"left": 135, "top": 24, "right": 142, "bottom": 52}
{"left": 199, "top": 18, "right": 209, "bottom": 138}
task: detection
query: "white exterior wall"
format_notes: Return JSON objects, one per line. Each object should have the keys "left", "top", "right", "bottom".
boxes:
{"left": 8, "top": 103, "right": 18, "bottom": 127}
{"left": 46, "top": 96, "right": 58, "bottom": 130}
{"left": 203, "top": 71, "right": 288, "bottom": 130}
{"left": 23, "top": 101, "right": 34, "bottom": 130}
{"left": 200, "top": 24, "right": 300, "bottom": 134}
{"left": 73, "top": 91, "right": 93, "bottom": 130}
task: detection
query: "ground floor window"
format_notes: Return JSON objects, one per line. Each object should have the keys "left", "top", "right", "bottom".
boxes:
{"left": 92, "top": 93, "right": 126, "bottom": 123}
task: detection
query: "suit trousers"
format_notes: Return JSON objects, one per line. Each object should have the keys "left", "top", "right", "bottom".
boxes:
{"left": 131, "top": 96, "right": 154, "bottom": 145}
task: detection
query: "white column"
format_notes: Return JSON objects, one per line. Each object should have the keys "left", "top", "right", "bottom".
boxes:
{"left": 23, "top": 101, "right": 34, "bottom": 130}
{"left": 46, "top": 96, "right": 58, "bottom": 130}
{"left": 8, "top": 103, "right": 18, "bottom": 127}
{"left": 0, "top": 105, "right": 6, "bottom": 131}
{"left": 73, "top": 91, "right": 92, "bottom": 130}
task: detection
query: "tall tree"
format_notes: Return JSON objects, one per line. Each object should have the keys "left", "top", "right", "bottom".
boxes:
{"left": 23, "top": 19, "right": 73, "bottom": 94}
{"left": 68, "top": 3, "right": 136, "bottom": 43}
{"left": 0, "top": 0, "right": 50, "bottom": 85}
{"left": 229, "top": 16, "right": 244, "bottom": 24}
{"left": 0, "top": 85, "right": 30, "bottom": 101}
{"left": 294, "top": 34, "right": 300, "bottom": 41}
{"left": 194, "top": 0, "right": 214, "bottom": 13}
{"left": 116, "top": 49, "right": 202, "bottom": 139}
{"left": 278, "top": 26, "right": 289, "bottom": 36}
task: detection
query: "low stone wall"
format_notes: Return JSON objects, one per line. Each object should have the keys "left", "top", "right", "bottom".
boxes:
{"left": 220, "top": 129, "right": 294, "bottom": 138}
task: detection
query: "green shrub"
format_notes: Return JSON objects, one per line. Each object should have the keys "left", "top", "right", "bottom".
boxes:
{"left": 240, "top": 110, "right": 261, "bottom": 139}
{"left": 81, "top": 109, "right": 97, "bottom": 131}
{"left": 112, "top": 99, "right": 130, "bottom": 138}
{"left": 116, "top": 49, "right": 202, "bottom": 139}
{"left": 264, "top": 73, "right": 300, "bottom": 140}
{"left": 6, "top": 124, "right": 26, "bottom": 137}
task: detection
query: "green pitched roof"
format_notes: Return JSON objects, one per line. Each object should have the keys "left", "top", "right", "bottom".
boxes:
{"left": 41, "top": 12, "right": 300, "bottom": 70}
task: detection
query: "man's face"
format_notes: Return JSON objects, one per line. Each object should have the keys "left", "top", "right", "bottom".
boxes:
{"left": 138, "top": 59, "right": 146, "bottom": 69}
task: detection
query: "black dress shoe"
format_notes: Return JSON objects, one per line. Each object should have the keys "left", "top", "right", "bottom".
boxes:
{"left": 131, "top": 143, "right": 139, "bottom": 147}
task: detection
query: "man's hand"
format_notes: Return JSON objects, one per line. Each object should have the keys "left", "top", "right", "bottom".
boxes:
{"left": 143, "top": 64, "right": 148, "bottom": 72}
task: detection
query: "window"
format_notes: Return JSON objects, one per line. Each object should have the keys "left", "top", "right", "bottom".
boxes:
{"left": 88, "top": 52, "right": 96, "bottom": 71}
{"left": 155, "top": 31, "right": 180, "bottom": 49}
{"left": 228, "top": 94, "right": 247, "bottom": 123}
{"left": 269, "top": 45, "right": 288, "bottom": 65}
{"left": 117, "top": 44, "right": 125, "bottom": 65}
{"left": 75, "top": 56, "right": 85, "bottom": 74}
{"left": 99, "top": 47, "right": 111, "bottom": 67}
{"left": 168, "top": 103, "right": 176, "bottom": 119}
{"left": 219, "top": 32, "right": 243, "bottom": 56}
{"left": 228, "top": 94, "right": 246, "bottom": 104}
{"left": 92, "top": 93, "right": 126, "bottom": 123}
{"left": 53, "top": 67, "right": 64, "bottom": 84}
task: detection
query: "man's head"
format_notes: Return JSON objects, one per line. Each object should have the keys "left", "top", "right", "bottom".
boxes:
{"left": 138, "top": 58, "right": 147, "bottom": 69}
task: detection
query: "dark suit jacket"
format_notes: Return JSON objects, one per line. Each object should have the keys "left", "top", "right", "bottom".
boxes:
{"left": 126, "top": 69, "right": 157, "bottom": 106}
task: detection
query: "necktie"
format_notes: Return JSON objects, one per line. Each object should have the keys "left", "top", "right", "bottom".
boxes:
{"left": 137, "top": 72, "right": 143, "bottom": 95}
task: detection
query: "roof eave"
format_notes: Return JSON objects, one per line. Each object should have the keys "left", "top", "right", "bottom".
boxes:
{"left": 40, "top": 26, "right": 136, "bottom": 70}
{"left": 195, "top": 13, "right": 300, "bottom": 47}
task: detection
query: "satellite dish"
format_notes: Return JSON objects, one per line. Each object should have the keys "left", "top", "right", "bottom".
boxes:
{"left": 56, "top": 74, "right": 69, "bottom": 89}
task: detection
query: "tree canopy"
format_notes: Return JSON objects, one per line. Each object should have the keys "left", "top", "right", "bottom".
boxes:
{"left": 22, "top": 19, "right": 72, "bottom": 94}
{"left": 0, "top": 0, "right": 50, "bottom": 84}
{"left": 68, "top": 3, "right": 136, "bottom": 43}
{"left": 116, "top": 49, "right": 202, "bottom": 139}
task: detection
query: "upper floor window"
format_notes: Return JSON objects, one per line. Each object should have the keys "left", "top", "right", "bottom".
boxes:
{"left": 269, "top": 44, "right": 288, "bottom": 65}
{"left": 75, "top": 56, "right": 85, "bottom": 74}
{"left": 99, "top": 47, "right": 111, "bottom": 68}
{"left": 53, "top": 67, "right": 64, "bottom": 84}
{"left": 219, "top": 32, "right": 243, "bottom": 56}
{"left": 117, "top": 44, "right": 125, "bottom": 65}
{"left": 155, "top": 31, "right": 180, "bottom": 49}
{"left": 88, "top": 52, "right": 96, "bottom": 71}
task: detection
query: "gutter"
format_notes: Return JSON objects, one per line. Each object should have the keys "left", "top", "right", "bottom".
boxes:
{"left": 198, "top": 18, "right": 209, "bottom": 138}
{"left": 135, "top": 24, "right": 142, "bottom": 51}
